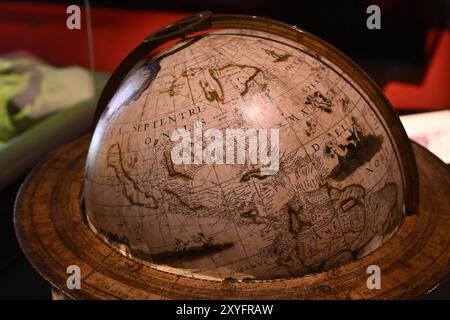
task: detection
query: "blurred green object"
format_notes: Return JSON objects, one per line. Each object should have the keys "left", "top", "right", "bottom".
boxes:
{"left": 0, "top": 60, "right": 30, "bottom": 142}
{"left": 0, "top": 57, "right": 97, "bottom": 146}
{"left": 0, "top": 56, "right": 108, "bottom": 189}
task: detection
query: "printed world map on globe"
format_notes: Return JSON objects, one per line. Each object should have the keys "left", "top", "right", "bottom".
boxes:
{"left": 84, "top": 29, "right": 405, "bottom": 281}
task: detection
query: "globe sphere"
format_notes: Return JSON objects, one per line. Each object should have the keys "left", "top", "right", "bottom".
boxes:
{"left": 84, "top": 28, "right": 407, "bottom": 280}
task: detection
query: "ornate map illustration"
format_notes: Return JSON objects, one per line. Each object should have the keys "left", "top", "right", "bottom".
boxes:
{"left": 84, "top": 29, "right": 406, "bottom": 280}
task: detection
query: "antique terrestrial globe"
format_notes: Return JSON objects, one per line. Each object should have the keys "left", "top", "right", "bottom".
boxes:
{"left": 15, "top": 13, "right": 449, "bottom": 299}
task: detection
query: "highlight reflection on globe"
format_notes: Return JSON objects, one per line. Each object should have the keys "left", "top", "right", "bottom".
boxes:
{"left": 84, "top": 29, "right": 406, "bottom": 280}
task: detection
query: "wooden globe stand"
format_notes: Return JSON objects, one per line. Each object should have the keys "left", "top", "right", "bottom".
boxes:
{"left": 14, "top": 135, "right": 449, "bottom": 299}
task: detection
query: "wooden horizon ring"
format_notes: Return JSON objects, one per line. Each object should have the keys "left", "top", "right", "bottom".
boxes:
{"left": 14, "top": 135, "right": 449, "bottom": 299}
